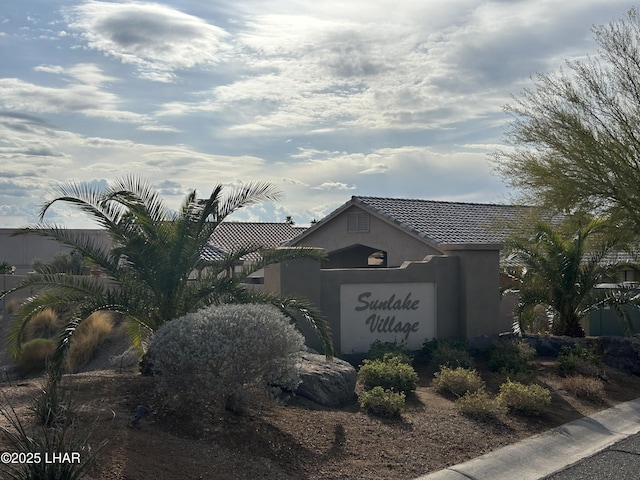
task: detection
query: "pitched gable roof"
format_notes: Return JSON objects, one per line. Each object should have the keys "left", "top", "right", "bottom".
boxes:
{"left": 353, "top": 196, "right": 528, "bottom": 245}
{"left": 290, "top": 196, "right": 531, "bottom": 248}
{"left": 200, "top": 222, "right": 307, "bottom": 263}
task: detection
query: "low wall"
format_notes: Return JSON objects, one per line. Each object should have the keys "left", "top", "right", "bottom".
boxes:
{"left": 265, "top": 244, "right": 508, "bottom": 355}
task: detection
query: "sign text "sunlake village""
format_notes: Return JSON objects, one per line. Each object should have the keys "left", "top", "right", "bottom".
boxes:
{"left": 355, "top": 291, "right": 420, "bottom": 340}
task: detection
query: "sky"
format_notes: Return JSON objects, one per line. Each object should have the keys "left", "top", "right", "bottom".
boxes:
{"left": 0, "top": 1, "right": 634, "bottom": 228}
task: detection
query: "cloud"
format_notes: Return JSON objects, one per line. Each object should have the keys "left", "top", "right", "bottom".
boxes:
{"left": 0, "top": 76, "right": 149, "bottom": 123}
{"left": 64, "top": 1, "right": 231, "bottom": 82}
{"left": 359, "top": 163, "right": 389, "bottom": 174}
{"left": 313, "top": 182, "right": 357, "bottom": 191}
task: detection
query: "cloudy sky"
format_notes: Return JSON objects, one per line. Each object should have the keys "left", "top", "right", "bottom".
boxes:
{"left": 0, "top": 1, "right": 633, "bottom": 228}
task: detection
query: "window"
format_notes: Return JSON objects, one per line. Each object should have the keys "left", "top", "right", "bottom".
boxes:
{"left": 347, "top": 212, "right": 370, "bottom": 232}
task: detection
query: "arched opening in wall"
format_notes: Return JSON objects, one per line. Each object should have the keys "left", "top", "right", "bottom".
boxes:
{"left": 324, "top": 244, "right": 388, "bottom": 269}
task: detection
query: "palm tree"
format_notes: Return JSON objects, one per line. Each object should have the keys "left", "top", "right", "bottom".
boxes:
{"left": 506, "top": 219, "right": 637, "bottom": 337}
{"left": 2, "top": 176, "right": 333, "bottom": 365}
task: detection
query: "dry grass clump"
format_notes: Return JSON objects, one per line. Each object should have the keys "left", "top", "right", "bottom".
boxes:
{"left": 23, "top": 308, "right": 62, "bottom": 341}
{"left": 67, "top": 312, "right": 114, "bottom": 372}
{"left": 17, "top": 338, "right": 57, "bottom": 374}
{"left": 561, "top": 375, "right": 606, "bottom": 398}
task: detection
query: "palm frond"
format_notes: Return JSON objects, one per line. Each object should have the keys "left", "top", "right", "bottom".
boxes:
{"left": 217, "top": 182, "right": 282, "bottom": 220}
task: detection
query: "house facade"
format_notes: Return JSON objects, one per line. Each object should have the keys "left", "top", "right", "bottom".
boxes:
{"left": 287, "top": 196, "right": 529, "bottom": 268}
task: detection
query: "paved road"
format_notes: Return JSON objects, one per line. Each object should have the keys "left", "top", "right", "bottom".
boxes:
{"left": 543, "top": 431, "right": 640, "bottom": 480}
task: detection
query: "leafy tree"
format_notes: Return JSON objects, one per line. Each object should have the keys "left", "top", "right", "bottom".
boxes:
{"left": 32, "top": 251, "right": 89, "bottom": 275}
{"left": 0, "top": 261, "right": 14, "bottom": 274}
{"left": 494, "top": 8, "right": 640, "bottom": 232}
{"left": 505, "top": 219, "right": 637, "bottom": 337}
{"left": 1, "top": 176, "right": 332, "bottom": 365}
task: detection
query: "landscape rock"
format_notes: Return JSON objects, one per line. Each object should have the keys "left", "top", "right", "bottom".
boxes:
{"left": 295, "top": 353, "right": 357, "bottom": 407}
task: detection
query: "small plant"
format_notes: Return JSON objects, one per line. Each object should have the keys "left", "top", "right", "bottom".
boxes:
{"left": 561, "top": 375, "right": 606, "bottom": 398}
{"left": 367, "top": 340, "right": 413, "bottom": 364}
{"left": 67, "top": 311, "right": 114, "bottom": 372}
{"left": 0, "top": 394, "right": 105, "bottom": 480}
{"left": 29, "top": 366, "right": 76, "bottom": 428}
{"left": 22, "top": 308, "right": 62, "bottom": 341}
{"left": 456, "top": 388, "right": 507, "bottom": 419}
{"left": 0, "top": 260, "right": 15, "bottom": 274}
{"left": 17, "top": 338, "right": 57, "bottom": 374}
{"left": 497, "top": 380, "right": 551, "bottom": 416}
{"left": 432, "top": 366, "right": 485, "bottom": 397}
{"left": 147, "top": 304, "right": 305, "bottom": 413}
{"left": 486, "top": 338, "right": 535, "bottom": 374}
{"left": 555, "top": 344, "right": 605, "bottom": 378}
{"left": 358, "top": 356, "right": 419, "bottom": 393}
{"left": 422, "top": 338, "right": 474, "bottom": 369}
{"left": 358, "top": 386, "right": 406, "bottom": 418}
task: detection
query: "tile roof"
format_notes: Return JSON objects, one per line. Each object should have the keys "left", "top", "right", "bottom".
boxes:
{"left": 353, "top": 196, "right": 530, "bottom": 245}
{"left": 200, "top": 222, "right": 307, "bottom": 263}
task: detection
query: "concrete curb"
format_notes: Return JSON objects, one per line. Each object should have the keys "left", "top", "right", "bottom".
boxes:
{"left": 415, "top": 397, "right": 640, "bottom": 480}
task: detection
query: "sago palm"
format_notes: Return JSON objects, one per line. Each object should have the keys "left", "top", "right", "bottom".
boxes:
{"left": 2, "top": 176, "right": 332, "bottom": 364}
{"left": 506, "top": 219, "right": 637, "bottom": 336}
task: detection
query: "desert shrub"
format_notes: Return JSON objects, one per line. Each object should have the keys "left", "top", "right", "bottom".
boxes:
{"left": 358, "top": 356, "right": 419, "bottom": 393}
{"left": 17, "top": 338, "right": 57, "bottom": 374}
{"left": 561, "top": 375, "right": 606, "bottom": 398}
{"left": 555, "top": 344, "right": 605, "bottom": 378}
{"left": 486, "top": 338, "right": 536, "bottom": 374}
{"left": 358, "top": 386, "right": 406, "bottom": 418}
{"left": 497, "top": 380, "right": 551, "bottom": 415}
{"left": 22, "top": 308, "right": 61, "bottom": 341}
{"left": 147, "top": 304, "right": 305, "bottom": 413}
{"left": 456, "top": 388, "right": 507, "bottom": 418}
{"left": 432, "top": 366, "right": 485, "bottom": 397}
{"left": 367, "top": 340, "right": 413, "bottom": 364}
{"left": 0, "top": 261, "right": 15, "bottom": 274}
{"left": 0, "top": 394, "right": 105, "bottom": 480}
{"left": 67, "top": 311, "right": 114, "bottom": 372}
{"left": 29, "top": 367, "right": 76, "bottom": 428}
{"left": 422, "top": 338, "right": 474, "bottom": 369}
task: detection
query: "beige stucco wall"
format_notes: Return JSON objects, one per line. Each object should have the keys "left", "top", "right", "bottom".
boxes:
{"left": 0, "top": 229, "right": 110, "bottom": 275}
{"left": 265, "top": 244, "right": 505, "bottom": 355}
{"left": 293, "top": 205, "right": 442, "bottom": 267}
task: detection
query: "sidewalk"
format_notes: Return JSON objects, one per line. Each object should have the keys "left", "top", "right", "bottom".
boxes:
{"left": 415, "top": 397, "right": 640, "bottom": 480}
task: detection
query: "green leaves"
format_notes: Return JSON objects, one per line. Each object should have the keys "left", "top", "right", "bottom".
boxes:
{"left": 2, "top": 176, "right": 334, "bottom": 364}
{"left": 507, "top": 219, "right": 634, "bottom": 336}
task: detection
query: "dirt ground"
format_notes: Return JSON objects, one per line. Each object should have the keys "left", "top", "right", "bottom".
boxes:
{"left": 2, "top": 357, "right": 640, "bottom": 480}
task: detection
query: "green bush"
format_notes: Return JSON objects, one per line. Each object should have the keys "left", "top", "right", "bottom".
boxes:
{"left": 456, "top": 388, "right": 507, "bottom": 419}
{"left": 358, "top": 356, "right": 419, "bottom": 393}
{"left": 497, "top": 380, "right": 551, "bottom": 415}
{"left": 358, "top": 386, "right": 406, "bottom": 418}
{"left": 17, "top": 338, "right": 57, "bottom": 374}
{"left": 367, "top": 340, "right": 413, "bottom": 364}
{"left": 487, "top": 338, "right": 535, "bottom": 374}
{"left": 432, "top": 366, "right": 485, "bottom": 397}
{"left": 555, "top": 344, "right": 605, "bottom": 378}
{"left": 422, "top": 338, "right": 474, "bottom": 369}
{"left": 147, "top": 304, "right": 305, "bottom": 413}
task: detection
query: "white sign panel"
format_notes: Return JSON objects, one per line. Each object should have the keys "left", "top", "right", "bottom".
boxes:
{"left": 340, "top": 283, "right": 436, "bottom": 354}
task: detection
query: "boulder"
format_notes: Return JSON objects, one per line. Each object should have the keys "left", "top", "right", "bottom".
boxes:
{"left": 296, "top": 353, "right": 357, "bottom": 407}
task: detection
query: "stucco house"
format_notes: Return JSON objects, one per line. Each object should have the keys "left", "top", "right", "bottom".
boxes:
{"left": 0, "top": 222, "right": 305, "bottom": 276}
{"left": 287, "top": 196, "right": 530, "bottom": 268}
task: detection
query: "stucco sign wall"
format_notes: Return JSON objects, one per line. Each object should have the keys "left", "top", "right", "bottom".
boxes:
{"left": 340, "top": 282, "right": 436, "bottom": 353}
